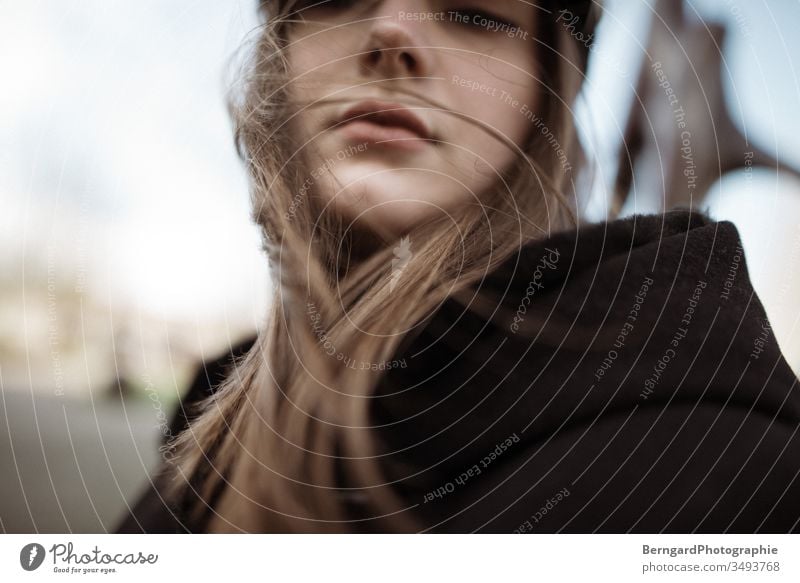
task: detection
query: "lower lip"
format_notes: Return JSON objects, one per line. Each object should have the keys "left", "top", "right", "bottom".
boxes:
{"left": 337, "top": 120, "right": 431, "bottom": 152}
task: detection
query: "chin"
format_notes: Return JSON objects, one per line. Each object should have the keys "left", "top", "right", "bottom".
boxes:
{"left": 324, "top": 173, "right": 445, "bottom": 236}
{"left": 332, "top": 195, "right": 430, "bottom": 237}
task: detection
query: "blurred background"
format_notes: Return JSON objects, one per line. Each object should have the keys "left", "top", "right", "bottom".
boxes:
{"left": 1, "top": 0, "right": 799, "bottom": 532}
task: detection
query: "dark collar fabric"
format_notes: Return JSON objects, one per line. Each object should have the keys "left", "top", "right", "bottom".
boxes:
{"left": 368, "top": 208, "right": 800, "bottom": 532}
{"left": 116, "top": 209, "right": 800, "bottom": 533}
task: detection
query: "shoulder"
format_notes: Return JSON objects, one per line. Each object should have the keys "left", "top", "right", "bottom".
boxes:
{"left": 430, "top": 401, "right": 800, "bottom": 533}
{"left": 372, "top": 208, "right": 800, "bottom": 532}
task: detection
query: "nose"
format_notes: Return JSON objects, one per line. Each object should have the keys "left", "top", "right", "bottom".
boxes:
{"left": 360, "top": 9, "right": 430, "bottom": 79}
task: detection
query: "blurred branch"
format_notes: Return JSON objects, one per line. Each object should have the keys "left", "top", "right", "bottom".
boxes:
{"left": 612, "top": 0, "right": 800, "bottom": 214}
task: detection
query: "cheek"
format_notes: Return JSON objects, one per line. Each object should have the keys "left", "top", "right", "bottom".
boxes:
{"left": 446, "top": 56, "right": 539, "bottom": 165}
{"left": 285, "top": 48, "right": 315, "bottom": 130}
{"left": 285, "top": 34, "right": 338, "bottom": 136}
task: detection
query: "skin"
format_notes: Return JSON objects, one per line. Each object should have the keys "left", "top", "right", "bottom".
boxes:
{"left": 285, "top": 0, "right": 541, "bottom": 236}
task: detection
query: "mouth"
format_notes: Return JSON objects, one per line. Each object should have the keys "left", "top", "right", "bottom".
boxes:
{"left": 334, "top": 99, "right": 433, "bottom": 151}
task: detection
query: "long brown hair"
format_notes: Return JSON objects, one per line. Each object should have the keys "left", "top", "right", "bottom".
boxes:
{"left": 163, "top": 0, "right": 603, "bottom": 532}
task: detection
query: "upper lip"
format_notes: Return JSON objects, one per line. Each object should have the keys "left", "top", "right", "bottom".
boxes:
{"left": 336, "top": 99, "right": 432, "bottom": 141}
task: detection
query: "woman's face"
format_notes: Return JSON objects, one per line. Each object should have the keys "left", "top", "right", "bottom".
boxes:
{"left": 285, "top": 0, "right": 541, "bottom": 236}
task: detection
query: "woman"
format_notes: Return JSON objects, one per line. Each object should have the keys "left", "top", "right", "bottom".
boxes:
{"left": 117, "top": 0, "right": 800, "bottom": 533}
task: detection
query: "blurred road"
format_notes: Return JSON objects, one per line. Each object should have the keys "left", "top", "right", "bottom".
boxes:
{"left": 0, "top": 389, "right": 164, "bottom": 533}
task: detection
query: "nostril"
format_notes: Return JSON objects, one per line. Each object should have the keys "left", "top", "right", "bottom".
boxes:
{"left": 367, "top": 46, "right": 417, "bottom": 74}
{"left": 400, "top": 52, "right": 415, "bottom": 71}
{"left": 368, "top": 48, "right": 382, "bottom": 66}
